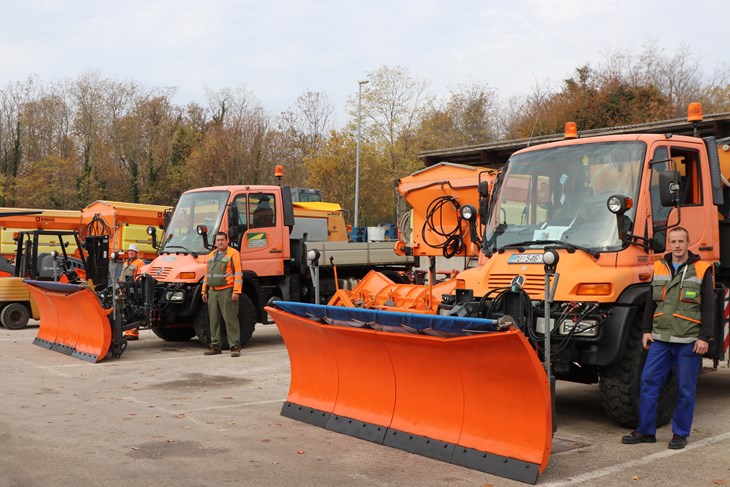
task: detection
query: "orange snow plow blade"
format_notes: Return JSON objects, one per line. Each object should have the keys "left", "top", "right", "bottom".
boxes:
{"left": 268, "top": 302, "right": 552, "bottom": 484}
{"left": 25, "top": 280, "right": 111, "bottom": 363}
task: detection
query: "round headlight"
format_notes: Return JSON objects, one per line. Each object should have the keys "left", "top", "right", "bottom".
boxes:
{"left": 459, "top": 204, "right": 476, "bottom": 221}
{"left": 607, "top": 196, "right": 623, "bottom": 214}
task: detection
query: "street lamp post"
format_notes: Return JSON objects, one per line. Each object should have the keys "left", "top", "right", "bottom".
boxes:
{"left": 354, "top": 79, "right": 369, "bottom": 231}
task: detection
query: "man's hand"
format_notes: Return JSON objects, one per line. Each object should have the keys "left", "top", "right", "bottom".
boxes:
{"left": 642, "top": 332, "right": 654, "bottom": 350}
{"left": 232, "top": 293, "right": 240, "bottom": 302}
{"left": 202, "top": 293, "right": 208, "bottom": 303}
{"left": 694, "top": 339, "right": 709, "bottom": 355}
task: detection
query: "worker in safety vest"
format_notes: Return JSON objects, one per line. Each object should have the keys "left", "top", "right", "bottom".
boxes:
{"left": 622, "top": 227, "right": 714, "bottom": 450}
{"left": 121, "top": 244, "right": 144, "bottom": 341}
{"left": 202, "top": 231, "right": 243, "bottom": 357}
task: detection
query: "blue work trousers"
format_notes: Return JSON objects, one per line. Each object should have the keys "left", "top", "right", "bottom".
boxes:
{"left": 637, "top": 340, "right": 701, "bottom": 437}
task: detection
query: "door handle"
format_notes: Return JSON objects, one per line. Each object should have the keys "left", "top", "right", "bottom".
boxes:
{"left": 269, "top": 249, "right": 283, "bottom": 253}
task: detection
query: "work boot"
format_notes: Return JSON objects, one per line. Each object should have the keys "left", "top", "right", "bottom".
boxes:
{"left": 230, "top": 346, "right": 241, "bottom": 358}
{"left": 668, "top": 434, "right": 687, "bottom": 450}
{"left": 621, "top": 431, "right": 656, "bottom": 444}
{"left": 204, "top": 346, "right": 221, "bottom": 356}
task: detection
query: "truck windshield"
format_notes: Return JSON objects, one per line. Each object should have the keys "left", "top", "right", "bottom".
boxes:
{"left": 162, "top": 191, "right": 230, "bottom": 254}
{"left": 484, "top": 141, "right": 645, "bottom": 253}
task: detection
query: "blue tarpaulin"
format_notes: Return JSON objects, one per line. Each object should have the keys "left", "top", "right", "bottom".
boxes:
{"left": 272, "top": 301, "right": 498, "bottom": 334}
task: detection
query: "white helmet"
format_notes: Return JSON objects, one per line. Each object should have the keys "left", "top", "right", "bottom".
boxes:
{"left": 127, "top": 244, "right": 140, "bottom": 252}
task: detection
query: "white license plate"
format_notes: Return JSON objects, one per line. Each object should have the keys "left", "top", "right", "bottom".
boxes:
{"left": 508, "top": 253, "right": 543, "bottom": 264}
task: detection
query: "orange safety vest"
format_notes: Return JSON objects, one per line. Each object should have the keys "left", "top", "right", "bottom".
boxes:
{"left": 120, "top": 257, "right": 144, "bottom": 280}
{"left": 202, "top": 247, "right": 243, "bottom": 294}
{"left": 651, "top": 259, "right": 712, "bottom": 343}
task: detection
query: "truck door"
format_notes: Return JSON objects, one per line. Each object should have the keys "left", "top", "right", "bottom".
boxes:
{"left": 648, "top": 143, "right": 717, "bottom": 261}
{"left": 235, "top": 192, "right": 286, "bottom": 277}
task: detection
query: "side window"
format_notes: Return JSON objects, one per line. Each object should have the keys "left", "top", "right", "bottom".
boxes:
{"left": 649, "top": 146, "right": 670, "bottom": 252}
{"left": 250, "top": 193, "right": 276, "bottom": 228}
{"left": 229, "top": 194, "right": 248, "bottom": 249}
{"left": 669, "top": 147, "right": 702, "bottom": 206}
{"left": 233, "top": 195, "right": 247, "bottom": 226}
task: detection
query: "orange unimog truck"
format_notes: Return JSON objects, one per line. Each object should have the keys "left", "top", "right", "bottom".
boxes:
{"left": 263, "top": 106, "right": 730, "bottom": 483}
{"left": 94, "top": 185, "right": 415, "bottom": 347}
{"left": 330, "top": 104, "right": 730, "bottom": 428}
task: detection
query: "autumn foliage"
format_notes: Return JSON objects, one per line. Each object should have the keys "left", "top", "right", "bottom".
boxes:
{"left": 1, "top": 44, "right": 728, "bottom": 226}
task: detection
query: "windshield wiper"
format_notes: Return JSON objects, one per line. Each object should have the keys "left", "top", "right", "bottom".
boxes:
{"left": 498, "top": 240, "right": 600, "bottom": 259}
{"left": 163, "top": 245, "right": 198, "bottom": 257}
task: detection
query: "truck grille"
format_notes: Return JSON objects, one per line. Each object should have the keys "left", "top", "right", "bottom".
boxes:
{"left": 487, "top": 274, "right": 545, "bottom": 297}
{"left": 148, "top": 266, "right": 172, "bottom": 279}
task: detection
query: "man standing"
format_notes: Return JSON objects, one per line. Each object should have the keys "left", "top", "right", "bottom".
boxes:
{"left": 121, "top": 244, "right": 144, "bottom": 341}
{"left": 202, "top": 232, "right": 243, "bottom": 357}
{"left": 622, "top": 227, "right": 714, "bottom": 449}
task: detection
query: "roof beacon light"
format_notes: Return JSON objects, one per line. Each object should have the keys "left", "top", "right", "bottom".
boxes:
{"left": 274, "top": 165, "right": 284, "bottom": 178}
{"left": 564, "top": 122, "right": 578, "bottom": 139}
{"left": 687, "top": 102, "right": 703, "bottom": 122}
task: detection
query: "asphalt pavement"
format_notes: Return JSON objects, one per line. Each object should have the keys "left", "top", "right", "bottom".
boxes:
{"left": 1, "top": 323, "right": 729, "bottom": 487}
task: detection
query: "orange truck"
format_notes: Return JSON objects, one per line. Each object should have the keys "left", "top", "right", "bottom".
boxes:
{"left": 266, "top": 105, "right": 730, "bottom": 483}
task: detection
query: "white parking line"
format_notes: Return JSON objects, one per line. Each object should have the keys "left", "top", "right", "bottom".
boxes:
{"left": 541, "top": 430, "right": 730, "bottom": 486}
{"left": 187, "top": 399, "right": 284, "bottom": 412}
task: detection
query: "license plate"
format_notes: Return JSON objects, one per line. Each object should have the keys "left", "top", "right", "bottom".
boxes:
{"left": 508, "top": 253, "right": 543, "bottom": 264}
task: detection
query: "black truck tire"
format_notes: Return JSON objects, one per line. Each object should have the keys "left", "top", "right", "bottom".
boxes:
{"left": 598, "top": 317, "right": 678, "bottom": 428}
{"left": 193, "top": 294, "right": 257, "bottom": 349}
{"left": 1, "top": 303, "right": 31, "bottom": 330}
{"left": 151, "top": 327, "right": 196, "bottom": 342}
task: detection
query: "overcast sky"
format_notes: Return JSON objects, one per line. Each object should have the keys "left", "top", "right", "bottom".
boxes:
{"left": 1, "top": 0, "right": 726, "bottom": 126}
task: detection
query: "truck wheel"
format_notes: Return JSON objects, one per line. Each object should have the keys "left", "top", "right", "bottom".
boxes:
{"left": 598, "top": 317, "right": 678, "bottom": 428}
{"left": 1, "top": 303, "right": 30, "bottom": 330}
{"left": 193, "top": 294, "right": 257, "bottom": 349}
{"left": 151, "top": 327, "right": 196, "bottom": 342}
{"left": 193, "top": 305, "right": 212, "bottom": 348}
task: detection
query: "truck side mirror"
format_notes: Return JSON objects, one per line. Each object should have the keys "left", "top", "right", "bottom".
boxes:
{"left": 163, "top": 208, "right": 172, "bottom": 231}
{"left": 478, "top": 181, "right": 490, "bottom": 224}
{"left": 659, "top": 170, "right": 681, "bottom": 207}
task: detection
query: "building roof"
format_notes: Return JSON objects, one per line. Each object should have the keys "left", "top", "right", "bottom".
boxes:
{"left": 418, "top": 112, "right": 730, "bottom": 168}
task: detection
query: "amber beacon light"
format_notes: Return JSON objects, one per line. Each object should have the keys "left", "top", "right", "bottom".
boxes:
{"left": 564, "top": 122, "right": 578, "bottom": 139}
{"left": 687, "top": 102, "right": 703, "bottom": 122}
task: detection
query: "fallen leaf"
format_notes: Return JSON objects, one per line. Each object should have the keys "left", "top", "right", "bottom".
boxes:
{"left": 183, "top": 426, "right": 192, "bottom": 430}
{"left": 262, "top": 439, "right": 271, "bottom": 443}
{"left": 223, "top": 396, "right": 233, "bottom": 400}
{"left": 632, "top": 475, "right": 639, "bottom": 481}
{"left": 484, "top": 484, "right": 494, "bottom": 487}
{"left": 297, "top": 450, "right": 304, "bottom": 454}
{"left": 273, "top": 461, "right": 279, "bottom": 465}
{"left": 166, "top": 439, "right": 174, "bottom": 443}
{"left": 714, "top": 481, "right": 726, "bottom": 485}
{"left": 130, "top": 447, "right": 140, "bottom": 451}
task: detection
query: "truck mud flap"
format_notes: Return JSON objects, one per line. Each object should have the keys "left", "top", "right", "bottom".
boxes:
{"left": 268, "top": 302, "right": 551, "bottom": 484}
{"left": 24, "top": 280, "right": 111, "bottom": 363}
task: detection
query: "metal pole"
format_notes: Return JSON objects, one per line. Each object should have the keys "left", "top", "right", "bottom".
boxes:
{"left": 354, "top": 80, "right": 368, "bottom": 229}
